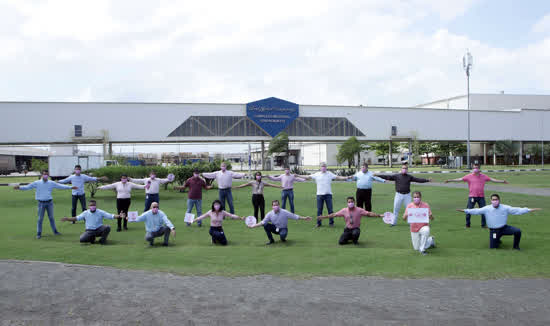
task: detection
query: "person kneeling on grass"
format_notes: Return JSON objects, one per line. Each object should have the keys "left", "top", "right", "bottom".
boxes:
{"left": 403, "top": 191, "right": 435, "bottom": 256}
{"left": 318, "top": 196, "right": 384, "bottom": 245}
{"left": 61, "top": 199, "right": 124, "bottom": 245}
{"left": 457, "top": 194, "right": 541, "bottom": 251}
{"left": 248, "top": 200, "right": 312, "bottom": 245}
{"left": 193, "top": 199, "right": 243, "bottom": 246}
{"left": 128, "top": 202, "right": 176, "bottom": 247}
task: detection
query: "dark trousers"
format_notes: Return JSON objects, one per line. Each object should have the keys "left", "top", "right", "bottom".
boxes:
{"left": 80, "top": 225, "right": 111, "bottom": 244}
{"left": 466, "top": 197, "right": 487, "bottom": 227}
{"left": 356, "top": 188, "right": 372, "bottom": 211}
{"left": 144, "top": 193, "right": 159, "bottom": 212}
{"left": 281, "top": 189, "right": 295, "bottom": 213}
{"left": 146, "top": 226, "right": 171, "bottom": 245}
{"left": 339, "top": 227, "right": 361, "bottom": 245}
{"left": 316, "top": 194, "right": 334, "bottom": 226}
{"left": 252, "top": 194, "right": 265, "bottom": 221}
{"left": 71, "top": 194, "right": 87, "bottom": 217}
{"left": 209, "top": 226, "right": 228, "bottom": 246}
{"left": 490, "top": 225, "right": 521, "bottom": 249}
{"left": 219, "top": 188, "right": 234, "bottom": 214}
{"left": 117, "top": 198, "right": 131, "bottom": 229}
{"left": 264, "top": 223, "right": 288, "bottom": 242}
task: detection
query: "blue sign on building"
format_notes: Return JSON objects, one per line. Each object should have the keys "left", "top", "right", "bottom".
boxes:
{"left": 246, "top": 97, "right": 299, "bottom": 137}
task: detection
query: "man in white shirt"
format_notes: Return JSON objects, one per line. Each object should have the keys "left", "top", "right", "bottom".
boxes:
{"left": 130, "top": 170, "right": 172, "bottom": 212}
{"left": 299, "top": 163, "right": 348, "bottom": 227}
{"left": 202, "top": 162, "right": 245, "bottom": 214}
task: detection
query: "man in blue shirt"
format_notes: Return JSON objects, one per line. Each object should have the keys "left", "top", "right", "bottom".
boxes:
{"left": 61, "top": 199, "right": 123, "bottom": 244}
{"left": 349, "top": 163, "right": 385, "bottom": 211}
{"left": 58, "top": 165, "right": 107, "bottom": 224}
{"left": 458, "top": 194, "right": 541, "bottom": 250}
{"left": 128, "top": 202, "right": 176, "bottom": 246}
{"left": 15, "top": 170, "right": 77, "bottom": 239}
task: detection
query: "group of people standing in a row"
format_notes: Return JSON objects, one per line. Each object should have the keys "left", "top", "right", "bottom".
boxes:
{"left": 14, "top": 162, "right": 540, "bottom": 253}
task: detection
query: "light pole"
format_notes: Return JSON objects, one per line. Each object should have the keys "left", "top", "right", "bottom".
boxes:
{"left": 463, "top": 50, "right": 473, "bottom": 168}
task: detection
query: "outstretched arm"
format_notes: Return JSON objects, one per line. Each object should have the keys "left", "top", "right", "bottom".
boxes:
{"left": 264, "top": 182, "right": 283, "bottom": 189}
{"left": 193, "top": 211, "right": 211, "bottom": 223}
{"left": 233, "top": 181, "right": 252, "bottom": 189}
{"left": 267, "top": 175, "right": 282, "bottom": 181}
{"left": 410, "top": 176, "right": 431, "bottom": 183}
{"left": 296, "top": 175, "right": 312, "bottom": 180}
{"left": 489, "top": 177, "right": 508, "bottom": 184}
{"left": 129, "top": 178, "right": 145, "bottom": 184}
{"left": 444, "top": 178, "right": 464, "bottom": 183}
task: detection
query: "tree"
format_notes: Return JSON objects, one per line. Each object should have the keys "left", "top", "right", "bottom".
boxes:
{"left": 336, "top": 136, "right": 367, "bottom": 168}
{"left": 370, "top": 142, "right": 400, "bottom": 166}
{"left": 495, "top": 140, "right": 519, "bottom": 165}
{"left": 418, "top": 142, "right": 438, "bottom": 164}
{"left": 434, "top": 142, "right": 467, "bottom": 157}
{"left": 31, "top": 158, "right": 48, "bottom": 173}
{"left": 268, "top": 132, "right": 290, "bottom": 168}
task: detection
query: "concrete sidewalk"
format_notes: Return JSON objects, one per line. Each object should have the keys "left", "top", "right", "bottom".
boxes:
{"left": 1, "top": 260, "right": 549, "bottom": 325}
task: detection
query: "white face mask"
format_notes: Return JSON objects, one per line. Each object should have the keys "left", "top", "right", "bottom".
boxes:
{"left": 150, "top": 174, "right": 156, "bottom": 179}
{"left": 347, "top": 202, "right": 355, "bottom": 208}
{"left": 491, "top": 200, "right": 500, "bottom": 208}
{"left": 121, "top": 178, "right": 128, "bottom": 183}
{"left": 320, "top": 166, "right": 327, "bottom": 172}
{"left": 213, "top": 204, "right": 221, "bottom": 211}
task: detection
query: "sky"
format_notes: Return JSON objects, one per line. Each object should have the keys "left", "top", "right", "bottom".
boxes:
{"left": 2, "top": 0, "right": 550, "bottom": 153}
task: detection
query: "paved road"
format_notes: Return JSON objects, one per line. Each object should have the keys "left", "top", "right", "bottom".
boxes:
{"left": 414, "top": 182, "right": 550, "bottom": 197}
{"left": 1, "top": 260, "right": 549, "bottom": 326}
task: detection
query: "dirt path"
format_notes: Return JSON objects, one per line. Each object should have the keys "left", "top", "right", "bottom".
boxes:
{"left": 1, "top": 260, "right": 549, "bottom": 325}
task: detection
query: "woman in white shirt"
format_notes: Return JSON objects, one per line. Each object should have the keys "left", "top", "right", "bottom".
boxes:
{"left": 98, "top": 174, "right": 146, "bottom": 232}
{"left": 193, "top": 199, "right": 243, "bottom": 245}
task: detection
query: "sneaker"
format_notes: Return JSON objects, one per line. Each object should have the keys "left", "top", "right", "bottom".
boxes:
{"left": 36, "top": 234, "right": 41, "bottom": 239}
{"left": 390, "top": 224, "right": 396, "bottom": 227}
{"left": 72, "top": 221, "right": 76, "bottom": 224}
{"left": 465, "top": 225, "right": 471, "bottom": 228}
{"left": 421, "top": 251, "right": 428, "bottom": 256}
{"left": 266, "top": 240, "right": 275, "bottom": 245}
{"left": 281, "top": 238, "right": 287, "bottom": 242}
{"left": 186, "top": 223, "right": 191, "bottom": 227}
{"left": 513, "top": 247, "right": 521, "bottom": 251}
{"left": 149, "top": 240, "right": 154, "bottom": 246}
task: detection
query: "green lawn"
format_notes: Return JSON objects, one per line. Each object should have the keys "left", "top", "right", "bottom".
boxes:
{"left": 1, "top": 180, "right": 549, "bottom": 279}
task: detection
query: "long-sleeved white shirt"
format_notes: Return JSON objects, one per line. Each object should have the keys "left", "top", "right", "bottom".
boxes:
{"left": 99, "top": 181, "right": 145, "bottom": 199}
{"left": 130, "top": 177, "right": 170, "bottom": 194}
{"left": 464, "top": 204, "right": 531, "bottom": 229}
{"left": 202, "top": 170, "right": 244, "bottom": 189}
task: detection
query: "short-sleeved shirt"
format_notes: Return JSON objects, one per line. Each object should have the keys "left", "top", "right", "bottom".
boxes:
{"left": 404, "top": 202, "right": 431, "bottom": 232}
{"left": 184, "top": 177, "right": 207, "bottom": 200}
{"left": 251, "top": 181, "right": 265, "bottom": 195}
{"left": 462, "top": 173, "right": 491, "bottom": 197}
{"left": 311, "top": 171, "right": 337, "bottom": 195}
{"left": 334, "top": 207, "right": 371, "bottom": 229}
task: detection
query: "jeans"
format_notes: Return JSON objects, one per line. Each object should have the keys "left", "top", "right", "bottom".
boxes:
{"left": 281, "top": 189, "right": 295, "bottom": 213}
{"left": 219, "top": 188, "right": 234, "bottom": 214}
{"left": 490, "top": 225, "right": 521, "bottom": 249}
{"left": 209, "top": 226, "right": 228, "bottom": 245}
{"left": 146, "top": 226, "right": 171, "bottom": 245}
{"left": 355, "top": 188, "right": 372, "bottom": 211}
{"left": 393, "top": 192, "right": 412, "bottom": 225}
{"left": 264, "top": 223, "right": 288, "bottom": 242}
{"left": 80, "top": 225, "right": 110, "bottom": 244}
{"left": 252, "top": 194, "right": 265, "bottom": 221}
{"left": 117, "top": 198, "right": 131, "bottom": 229}
{"left": 316, "top": 194, "right": 334, "bottom": 226}
{"left": 144, "top": 193, "right": 159, "bottom": 212}
{"left": 71, "top": 194, "right": 86, "bottom": 217}
{"left": 466, "top": 197, "right": 487, "bottom": 227}
{"left": 37, "top": 200, "right": 58, "bottom": 235}
{"left": 339, "top": 227, "right": 361, "bottom": 245}
{"left": 187, "top": 199, "right": 203, "bottom": 226}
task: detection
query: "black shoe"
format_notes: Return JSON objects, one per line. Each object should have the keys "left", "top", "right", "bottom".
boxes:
{"left": 266, "top": 240, "right": 275, "bottom": 245}
{"left": 162, "top": 243, "right": 168, "bottom": 247}
{"left": 98, "top": 239, "right": 106, "bottom": 245}
{"left": 281, "top": 238, "right": 287, "bottom": 242}
{"left": 116, "top": 228, "right": 121, "bottom": 232}
{"left": 314, "top": 224, "right": 322, "bottom": 228}
{"left": 198, "top": 223, "right": 202, "bottom": 228}
{"left": 54, "top": 232, "right": 62, "bottom": 236}
{"left": 421, "top": 251, "right": 428, "bottom": 256}
{"left": 513, "top": 247, "right": 521, "bottom": 251}
{"left": 481, "top": 225, "right": 488, "bottom": 229}
{"left": 123, "top": 226, "right": 128, "bottom": 231}
{"left": 72, "top": 221, "right": 76, "bottom": 224}
{"left": 149, "top": 240, "right": 154, "bottom": 246}
{"left": 465, "top": 225, "right": 471, "bottom": 229}
{"left": 353, "top": 241, "right": 358, "bottom": 245}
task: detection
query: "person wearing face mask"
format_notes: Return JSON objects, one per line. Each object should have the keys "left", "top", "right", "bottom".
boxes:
{"left": 128, "top": 202, "right": 176, "bottom": 247}
{"left": 174, "top": 168, "right": 213, "bottom": 227}
{"left": 15, "top": 170, "right": 77, "bottom": 239}
{"left": 458, "top": 194, "right": 541, "bottom": 250}
{"left": 248, "top": 200, "right": 312, "bottom": 245}
{"left": 98, "top": 174, "right": 147, "bottom": 232}
{"left": 233, "top": 171, "right": 282, "bottom": 221}
{"left": 58, "top": 165, "right": 108, "bottom": 224}
{"left": 318, "top": 197, "right": 384, "bottom": 245}
{"left": 193, "top": 199, "right": 243, "bottom": 245}
{"left": 349, "top": 163, "right": 386, "bottom": 211}
{"left": 129, "top": 170, "right": 172, "bottom": 212}
{"left": 376, "top": 164, "right": 431, "bottom": 226}
{"left": 445, "top": 163, "right": 508, "bottom": 229}
{"left": 267, "top": 166, "right": 306, "bottom": 213}
{"left": 403, "top": 191, "right": 435, "bottom": 255}
{"left": 298, "top": 163, "right": 349, "bottom": 228}
{"left": 202, "top": 162, "right": 245, "bottom": 214}
{"left": 61, "top": 199, "right": 123, "bottom": 244}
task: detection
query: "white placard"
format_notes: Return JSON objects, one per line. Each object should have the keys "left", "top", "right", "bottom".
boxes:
{"left": 127, "top": 211, "right": 139, "bottom": 222}
{"left": 406, "top": 208, "right": 429, "bottom": 223}
{"left": 245, "top": 216, "right": 257, "bottom": 227}
{"left": 184, "top": 213, "right": 195, "bottom": 224}
{"left": 382, "top": 212, "right": 394, "bottom": 224}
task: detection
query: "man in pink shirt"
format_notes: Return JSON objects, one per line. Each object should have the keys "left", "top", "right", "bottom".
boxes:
{"left": 202, "top": 162, "right": 245, "bottom": 214}
{"left": 445, "top": 163, "right": 508, "bottom": 228}
{"left": 317, "top": 196, "right": 384, "bottom": 245}
{"left": 267, "top": 166, "right": 306, "bottom": 213}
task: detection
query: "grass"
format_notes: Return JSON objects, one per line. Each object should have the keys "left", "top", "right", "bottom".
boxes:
{"left": 1, "top": 177, "right": 549, "bottom": 279}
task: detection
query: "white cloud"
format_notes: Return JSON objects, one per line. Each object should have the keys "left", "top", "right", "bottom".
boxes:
{"left": 532, "top": 13, "right": 550, "bottom": 34}
{"left": 0, "top": 0, "right": 549, "bottom": 108}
